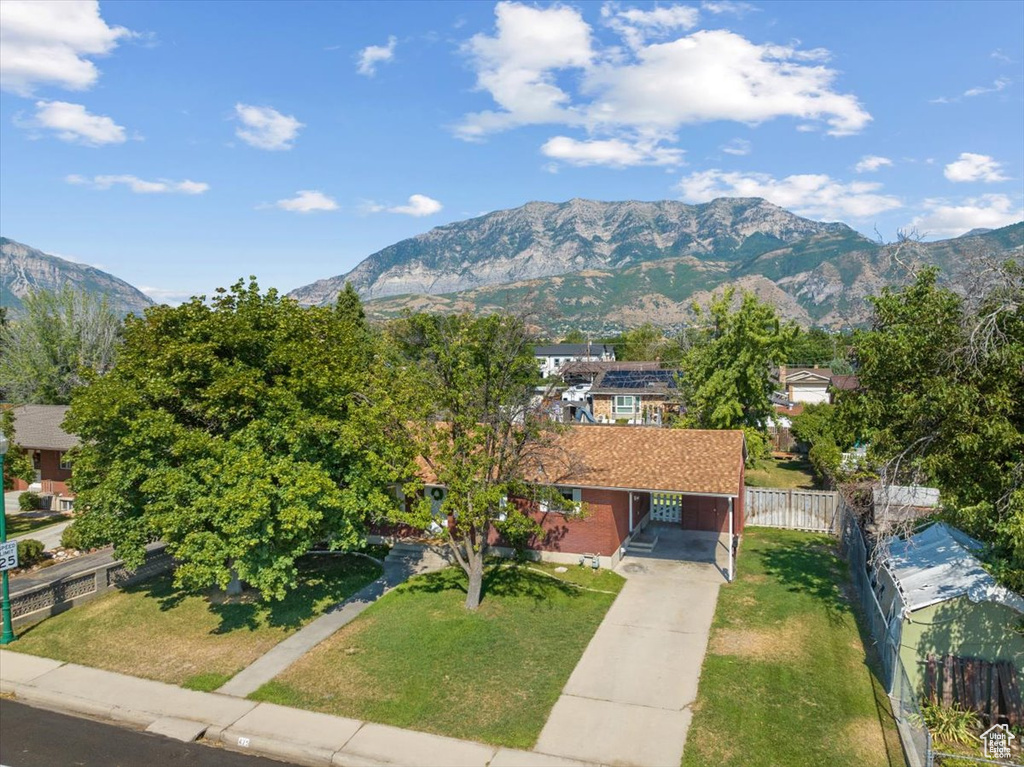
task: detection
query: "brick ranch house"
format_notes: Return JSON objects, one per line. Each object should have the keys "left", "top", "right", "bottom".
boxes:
{"left": 8, "top": 404, "right": 78, "bottom": 511}
{"left": 379, "top": 425, "right": 746, "bottom": 576}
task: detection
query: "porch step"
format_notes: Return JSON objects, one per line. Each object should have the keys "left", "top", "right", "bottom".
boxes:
{"left": 384, "top": 542, "right": 451, "bottom": 574}
{"left": 627, "top": 531, "right": 659, "bottom": 553}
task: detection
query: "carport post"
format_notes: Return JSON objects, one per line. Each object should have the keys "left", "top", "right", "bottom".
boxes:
{"left": 727, "top": 497, "right": 734, "bottom": 582}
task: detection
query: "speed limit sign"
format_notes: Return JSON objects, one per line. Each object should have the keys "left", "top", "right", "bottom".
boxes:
{"left": 0, "top": 541, "right": 18, "bottom": 571}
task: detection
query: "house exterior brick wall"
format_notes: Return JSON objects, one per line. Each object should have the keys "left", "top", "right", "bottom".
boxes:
{"left": 12, "top": 448, "right": 73, "bottom": 497}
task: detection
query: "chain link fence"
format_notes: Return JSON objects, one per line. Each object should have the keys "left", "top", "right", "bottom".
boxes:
{"left": 836, "top": 500, "right": 935, "bottom": 767}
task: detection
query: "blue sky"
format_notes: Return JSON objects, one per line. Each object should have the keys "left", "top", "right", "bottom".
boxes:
{"left": 1, "top": 0, "right": 1021, "bottom": 303}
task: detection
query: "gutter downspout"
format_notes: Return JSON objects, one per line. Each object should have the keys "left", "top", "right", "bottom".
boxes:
{"left": 728, "top": 497, "right": 734, "bottom": 583}
{"left": 629, "top": 492, "right": 634, "bottom": 533}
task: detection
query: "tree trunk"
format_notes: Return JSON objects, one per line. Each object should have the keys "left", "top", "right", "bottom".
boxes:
{"left": 464, "top": 550, "right": 484, "bottom": 610}
{"left": 226, "top": 567, "right": 243, "bottom": 597}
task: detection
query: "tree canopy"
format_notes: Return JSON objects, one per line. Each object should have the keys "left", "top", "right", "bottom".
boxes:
{"left": 840, "top": 264, "right": 1024, "bottom": 588}
{"left": 387, "top": 312, "right": 576, "bottom": 609}
{"left": 678, "top": 289, "right": 796, "bottom": 460}
{"left": 65, "top": 279, "right": 411, "bottom": 599}
{"left": 0, "top": 286, "right": 122, "bottom": 405}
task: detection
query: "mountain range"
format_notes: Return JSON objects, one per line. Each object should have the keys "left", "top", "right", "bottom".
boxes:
{"left": 0, "top": 238, "right": 153, "bottom": 317}
{"left": 288, "top": 198, "right": 1024, "bottom": 332}
{"left": 3, "top": 197, "right": 1022, "bottom": 332}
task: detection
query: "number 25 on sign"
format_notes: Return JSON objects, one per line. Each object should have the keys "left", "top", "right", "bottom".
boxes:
{"left": 0, "top": 541, "right": 18, "bottom": 571}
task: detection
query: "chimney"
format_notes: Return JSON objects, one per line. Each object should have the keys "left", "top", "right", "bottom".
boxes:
{"left": 779, "top": 363, "right": 787, "bottom": 382}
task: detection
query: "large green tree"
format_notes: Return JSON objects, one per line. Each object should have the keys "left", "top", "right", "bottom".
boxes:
{"left": 0, "top": 287, "right": 122, "bottom": 405}
{"left": 65, "top": 279, "right": 410, "bottom": 599}
{"left": 843, "top": 264, "right": 1024, "bottom": 588}
{"left": 1, "top": 408, "right": 35, "bottom": 491}
{"left": 388, "top": 312, "right": 576, "bottom": 610}
{"left": 678, "top": 289, "right": 796, "bottom": 460}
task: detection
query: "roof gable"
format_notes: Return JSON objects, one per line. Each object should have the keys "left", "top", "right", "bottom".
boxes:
{"left": 10, "top": 405, "right": 78, "bottom": 451}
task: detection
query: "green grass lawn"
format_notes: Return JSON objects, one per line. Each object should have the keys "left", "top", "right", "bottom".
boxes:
{"left": 251, "top": 561, "right": 624, "bottom": 750}
{"left": 745, "top": 458, "right": 818, "bottom": 489}
{"left": 683, "top": 528, "right": 904, "bottom": 767}
{"left": 6, "top": 513, "right": 70, "bottom": 538}
{"left": 14, "top": 554, "right": 381, "bottom": 691}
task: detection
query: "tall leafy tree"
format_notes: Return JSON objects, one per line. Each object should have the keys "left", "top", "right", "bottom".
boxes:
{"left": 1, "top": 408, "right": 35, "bottom": 491}
{"left": 0, "top": 287, "right": 122, "bottom": 405}
{"left": 679, "top": 289, "right": 796, "bottom": 460}
{"left": 388, "top": 312, "right": 576, "bottom": 610}
{"left": 843, "top": 265, "right": 1024, "bottom": 587}
{"left": 65, "top": 279, "right": 411, "bottom": 599}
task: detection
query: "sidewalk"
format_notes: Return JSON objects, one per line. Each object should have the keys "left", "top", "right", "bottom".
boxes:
{"left": 0, "top": 649, "right": 596, "bottom": 767}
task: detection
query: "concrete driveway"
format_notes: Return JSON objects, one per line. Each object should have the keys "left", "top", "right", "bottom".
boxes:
{"left": 534, "top": 528, "right": 726, "bottom": 767}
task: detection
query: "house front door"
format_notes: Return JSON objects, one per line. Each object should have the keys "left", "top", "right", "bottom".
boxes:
{"left": 651, "top": 492, "right": 682, "bottom": 523}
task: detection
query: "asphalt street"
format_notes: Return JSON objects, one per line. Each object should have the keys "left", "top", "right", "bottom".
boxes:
{"left": 0, "top": 699, "right": 298, "bottom": 767}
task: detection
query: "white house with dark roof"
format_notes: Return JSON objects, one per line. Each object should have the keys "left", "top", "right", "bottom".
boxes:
{"left": 534, "top": 343, "right": 615, "bottom": 378}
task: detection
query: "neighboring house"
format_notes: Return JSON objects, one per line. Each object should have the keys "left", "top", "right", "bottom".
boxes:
{"left": 777, "top": 365, "right": 833, "bottom": 404}
{"left": 9, "top": 404, "right": 78, "bottom": 510}
{"left": 588, "top": 367, "right": 680, "bottom": 425}
{"left": 873, "top": 523, "right": 1024, "bottom": 702}
{"left": 534, "top": 343, "right": 615, "bottom": 379}
{"left": 386, "top": 426, "right": 747, "bottom": 573}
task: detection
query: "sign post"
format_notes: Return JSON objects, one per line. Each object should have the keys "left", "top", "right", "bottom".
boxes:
{"left": 0, "top": 432, "right": 16, "bottom": 644}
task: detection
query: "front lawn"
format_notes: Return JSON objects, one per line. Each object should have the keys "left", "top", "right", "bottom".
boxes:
{"left": 251, "top": 561, "right": 624, "bottom": 749}
{"left": 6, "top": 513, "right": 70, "bottom": 538}
{"left": 14, "top": 554, "right": 381, "bottom": 691}
{"left": 745, "top": 458, "right": 817, "bottom": 489}
{"left": 683, "top": 528, "right": 904, "bottom": 767}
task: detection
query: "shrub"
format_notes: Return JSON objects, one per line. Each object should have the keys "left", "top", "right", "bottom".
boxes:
{"left": 17, "top": 539, "right": 45, "bottom": 567}
{"left": 18, "top": 491, "right": 42, "bottom": 511}
{"left": 60, "top": 523, "right": 86, "bottom": 551}
{"left": 921, "top": 703, "right": 980, "bottom": 745}
{"left": 808, "top": 439, "right": 842, "bottom": 480}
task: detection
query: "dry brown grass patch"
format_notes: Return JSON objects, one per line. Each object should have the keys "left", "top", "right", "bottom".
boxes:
{"left": 845, "top": 716, "right": 889, "bottom": 765}
{"left": 708, "top": 618, "right": 809, "bottom": 662}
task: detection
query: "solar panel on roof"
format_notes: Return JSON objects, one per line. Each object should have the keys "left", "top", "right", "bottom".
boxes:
{"left": 601, "top": 369, "right": 678, "bottom": 388}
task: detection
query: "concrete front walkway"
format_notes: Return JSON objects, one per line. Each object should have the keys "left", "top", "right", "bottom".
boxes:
{"left": 218, "top": 549, "right": 445, "bottom": 698}
{"left": 0, "top": 649, "right": 594, "bottom": 767}
{"left": 535, "top": 527, "right": 727, "bottom": 767}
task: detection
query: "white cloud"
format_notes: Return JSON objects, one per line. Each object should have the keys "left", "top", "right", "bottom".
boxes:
{"left": 931, "top": 77, "right": 1012, "bottom": 104}
{"left": 0, "top": 0, "right": 133, "bottom": 95}
{"left": 458, "top": 2, "right": 594, "bottom": 140}
{"left": 854, "top": 155, "right": 892, "bottom": 173}
{"left": 943, "top": 153, "right": 1008, "bottom": 183}
{"left": 701, "top": 1, "right": 758, "bottom": 16}
{"left": 677, "top": 168, "right": 902, "bottom": 220}
{"left": 963, "top": 77, "right": 1011, "bottom": 98}
{"left": 356, "top": 36, "right": 397, "bottom": 76}
{"left": 602, "top": 4, "right": 699, "bottom": 50}
{"left": 457, "top": 3, "right": 871, "bottom": 158}
{"left": 139, "top": 286, "right": 194, "bottom": 306}
{"left": 67, "top": 174, "right": 209, "bottom": 194}
{"left": 721, "top": 138, "right": 751, "bottom": 156}
{"left": 909, "top": 195, "right": 1023, "bottom": 238}
{"left": 234, "top": 104, "right": 303, "bottom": 151}
{"left": 389, "top": 194, "right": 443, "bottom": 217}
{"left": 541, "top": 136, "right": 684, "bottom": 167}
{"left": 273, "top": 190, "right": 339, "bottom": 213}
{"left": 25, "top": 100, "right": 125, "bottom": 145}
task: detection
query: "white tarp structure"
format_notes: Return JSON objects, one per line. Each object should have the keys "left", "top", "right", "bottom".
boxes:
{"left": 878, "top": 522, "right": 1024, "bottom": 617}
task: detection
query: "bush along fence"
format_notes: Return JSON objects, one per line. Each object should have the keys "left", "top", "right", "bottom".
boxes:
{"left": 4, "top": 542, "right": 172, "bottom": 630}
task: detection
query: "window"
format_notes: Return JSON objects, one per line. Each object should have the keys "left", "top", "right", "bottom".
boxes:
{"left": 59, "top": 452, "right": 72, "bottom": 470}
{"left": 59, "top": 498, "right": 75, "bottom": 512}
{"left": 613, "top": 395, "right": 637, "bottom": 415}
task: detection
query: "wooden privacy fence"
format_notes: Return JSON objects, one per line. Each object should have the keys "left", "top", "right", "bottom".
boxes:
{"left": 925, "top": 653, "right": 1023, "bottom": 726}
{"left": 744, "top": 487, "right": 839, "bottom": 532}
